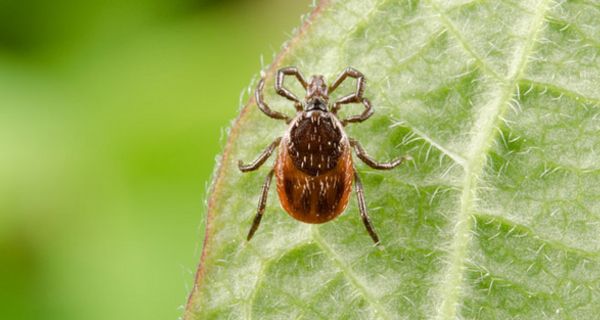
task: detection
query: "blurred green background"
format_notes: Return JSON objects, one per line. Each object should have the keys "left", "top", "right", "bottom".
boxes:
{"left": 0, "top": 0, "right": 310, "bottom": 319}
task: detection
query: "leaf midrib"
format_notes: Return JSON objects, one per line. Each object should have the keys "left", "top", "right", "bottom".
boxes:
{"left": 430, "top": 0, "right": 552, "bottom": 319}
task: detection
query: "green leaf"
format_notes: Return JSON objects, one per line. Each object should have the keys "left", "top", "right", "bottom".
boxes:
{"left": 184, "top": 0, "right": 600, "bottom": 318}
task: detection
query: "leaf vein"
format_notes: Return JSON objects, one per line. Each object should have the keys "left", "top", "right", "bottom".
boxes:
{"left": 404, "top": 124, "right": 467, "bottom": 167}
{"left": 520, "top": 79, "right": 600, "bottom": 106}
{"left": 311, "top": 227, "right": 392, "bottom": 320}
{"left": 433, "top": 0, "right": 553, "bottom": 319}
{"left": 426, "top": 0, "right": 506, "bottom": 82}
{"left": 474, "top": 212, "right": 600, "bottom": 258}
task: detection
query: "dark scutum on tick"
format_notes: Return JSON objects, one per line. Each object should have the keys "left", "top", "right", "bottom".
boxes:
{"left": 238, "top": 66, "right": 411, "bottom": 244}
{"left": 289, "top": 113, "right": 342, "bottom": 176}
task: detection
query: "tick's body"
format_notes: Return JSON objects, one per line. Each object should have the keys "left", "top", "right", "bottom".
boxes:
{"left": 277, "top": 111, "right": 353, "bottom": 223}
{"left": 239, "top": 67, "right": 410, "bottom": 244}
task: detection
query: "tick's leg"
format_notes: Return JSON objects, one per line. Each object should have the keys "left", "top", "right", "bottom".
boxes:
{"left": 354, "top": 172, "right": 380, "bottom": 244}
{"left": 329, "top": 67, "right": 365, "bottom": 95}
{"left": 350, "top": 138, "right": 412, "bottom": 170}
{"left": 256, "top": 78, "right": 291, "bottom": 122}
{"left": 247, "top": 169, "right": 275, "bottom": 241}
{"left": 238, "top": 137, "right": 282, "bottom": 172}
{"left": 340, "top": 98, "right": 373, "bottom": 126}
{"left": 329, "top": 67, "right": 366, "bottom": 114}
{"left": 275, "top": 66, "right": 308, "bottom": 111}
{"left": 329, "top": 67, "right": 373, "bottom": 125}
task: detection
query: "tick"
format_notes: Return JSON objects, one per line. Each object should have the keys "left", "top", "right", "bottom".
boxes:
{"left": 238, "top": 66, "right": 410, "bottom": 244}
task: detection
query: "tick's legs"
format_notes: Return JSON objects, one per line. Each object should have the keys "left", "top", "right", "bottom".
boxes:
{"left": 340, "top": 98, "right": 373, "bottom": 126}
{"left": 275, "top": 67, "right": 308, "bottom": 111}
{"left": 329, "top": 67, "right": 365, "bottom": 97}
{"left": 330, "top": 68, "right": 366, "bottom": 113}
{"left": 238, "top": 137, "right": 282, "bottom": 172}
{"left": 350, "top": 138, "right": 412, "bottom": 170}
{"left": 354, "top": 172, "right": 380, "bottom": 244}
{"left": 247, "top": 169, "right": 275, "bottom": 241}
{"left": 328, "top": 67, "right": 373, "bottom": 125}
{"left": 256, "top": 78, "right": 291, "bottom": 122}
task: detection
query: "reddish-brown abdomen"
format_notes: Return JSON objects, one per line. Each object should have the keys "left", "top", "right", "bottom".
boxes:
{"left": 275, "top": 136, "right": 353, "bottom": 224}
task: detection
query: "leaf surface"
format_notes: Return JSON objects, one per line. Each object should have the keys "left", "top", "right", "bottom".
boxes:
{"left": 185, "top": 0, "right": 600, "bottom": 319}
